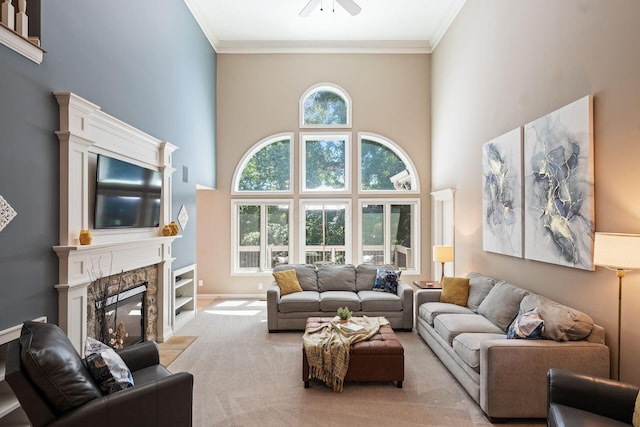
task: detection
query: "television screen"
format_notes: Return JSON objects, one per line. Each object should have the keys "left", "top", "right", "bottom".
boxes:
{"left": 94, "top": 155, "right": 162, "bottom": 229}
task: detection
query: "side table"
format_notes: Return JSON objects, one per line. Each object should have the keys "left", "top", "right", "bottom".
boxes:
{"left": 412, "top": 280, "right": 442, "bottom": 289}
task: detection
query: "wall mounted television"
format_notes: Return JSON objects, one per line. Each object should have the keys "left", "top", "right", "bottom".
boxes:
{"left": 94, "top": 154, "right": 162, "bottom": 229}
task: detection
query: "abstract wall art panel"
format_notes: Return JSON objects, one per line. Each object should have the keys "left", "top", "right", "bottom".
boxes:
{"left": 482, "top": 127, "right": 523, "bottom": 257}
{"left": 523, "top": 95, "right": 594, "bottom": 270}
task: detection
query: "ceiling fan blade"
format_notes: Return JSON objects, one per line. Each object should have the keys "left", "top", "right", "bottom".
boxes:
{"left": 336, "top": 0, "right": 361, "bottom": 16}
{"left": 299, "top": 0, "right": 321, "bottom": 17}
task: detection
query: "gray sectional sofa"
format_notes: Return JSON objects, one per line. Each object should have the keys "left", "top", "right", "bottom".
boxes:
{"left": 267, "top": 263, "right": 413, "bottom": 332}
{"left": 415, "top": 272, "right": 610, "bottom": 421}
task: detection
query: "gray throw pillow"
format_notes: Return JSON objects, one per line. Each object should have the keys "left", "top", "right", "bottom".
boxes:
{"left": 317, "top": 264, "right": 356, "bottom": 292}
{"left": 466, "top": 272, "right": 495, "bottom": 312}
{"left": 478, "top": 281, "right": 528, "bottom": 331}
{"left": 273, "top": 264, "right": 318, "bottom": 291}
{"left": 355, "top": 264, "right": 395, "bottom": 291}
{"left": 519, "top": 294, "right": 594, "bottom": 341}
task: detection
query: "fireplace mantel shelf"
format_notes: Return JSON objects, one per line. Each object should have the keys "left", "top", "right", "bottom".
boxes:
{"left": 54, "top": 235, "right": 181, "bottom": 255}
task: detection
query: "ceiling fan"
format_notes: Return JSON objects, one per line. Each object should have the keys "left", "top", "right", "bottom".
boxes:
{"left": 299, "top": 0, "right": 362, "bottom": 17}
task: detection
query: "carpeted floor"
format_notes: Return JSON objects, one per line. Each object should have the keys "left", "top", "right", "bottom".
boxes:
{"left": 168, "top": 299, "right": 546, "bottom": 427}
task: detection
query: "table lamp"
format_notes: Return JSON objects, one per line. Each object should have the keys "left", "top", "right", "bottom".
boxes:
{"left": 433, "top": 245, "right": 453, "bottom": 282}
{"left": 593, "top": 232, "right": 640, "bottom": 381}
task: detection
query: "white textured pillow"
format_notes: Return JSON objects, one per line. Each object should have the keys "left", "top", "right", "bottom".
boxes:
{"left": 84, "top": 337, "right": 134, "bottom": 394}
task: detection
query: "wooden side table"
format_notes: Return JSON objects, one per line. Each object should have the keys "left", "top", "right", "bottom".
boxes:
{"left": 412, "top": 280, "right": 442, "bottom": 289}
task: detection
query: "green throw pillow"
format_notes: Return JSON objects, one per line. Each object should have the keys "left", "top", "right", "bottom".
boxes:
{"left": 440, "top": 276, "right": 470, "bottom": 307}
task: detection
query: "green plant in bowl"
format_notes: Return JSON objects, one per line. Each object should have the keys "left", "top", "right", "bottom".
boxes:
{"left": 336, "top": 306, "right": 352, "bottom": 321}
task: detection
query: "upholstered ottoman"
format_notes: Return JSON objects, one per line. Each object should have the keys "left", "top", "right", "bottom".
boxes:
{"left": 302, "top": 317, "right": 404, "bottom": 388}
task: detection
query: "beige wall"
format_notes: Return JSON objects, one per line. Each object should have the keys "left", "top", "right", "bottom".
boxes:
{"left": 198, "top": 54, "right": 431, "bottom": 295}
{"left": 432, "top": 0, "right": 640, "bottom": 384}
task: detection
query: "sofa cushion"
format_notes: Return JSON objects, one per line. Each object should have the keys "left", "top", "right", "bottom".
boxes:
{"left": 272, "top": 269, "right": 303, "bottom": 295}
{"left": 466, "top": 272, "right": 495, "bottom": 312}
{"left": 319, "top": 291, "right": 361, "bottom": 312}
{"left": 373, "top": 268, "right": 401, "bottom": 294}
{"left": 358, "top": 290, "right": 403, "bottom": 311}
{"left": 434, "top": 313, "right": 504, "bottom": 345}
{"left": 274, "top": 264, "right": 318, "bottom": 291}
{"left": 478, "top": 280, "right": 528, "bottom": 331}
{"left": 507, "top": 308, "right": 544, "bottom": 339}
{"left": 418, "top": 302, "right": 474, "bottom": 325}
{"left": 278, "top": 291, "right": 320, "bottom": 313}
{"left": 355, "top": 264, "right": 395, "bottom": 291}
{"left": 20, "top": 321, "right": 102, "bottom": 413}
{"left": 317, "top": 264, "right": 356, "bottom": 292}
{"left": 453, "top": 332, "right": 507, "bottom": 371}
{"left": 520, "top": 294, "right": 594, "bottom": 341}
{"left": 440, "top": 276, "right": 470, "bottom": 306}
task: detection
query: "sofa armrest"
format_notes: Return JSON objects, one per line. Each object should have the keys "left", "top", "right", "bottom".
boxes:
{"left": 266, "top": 283, "right": 281, "bottom": 332}
{"left": 414, "top": 289, "right": 442, "bottom": 324}
{"left": 396, "top": 281, "right": 413, "bottom": 330}
{"left": 479, "top": 339, "right": 610, "bottom": 419}
{"left": 548, "top": 368, "right": 637, "bottom": 424}
{"left": 117, "top": 341, "right": 159, "bottom": 371}
{"left": 51, "top": 372, "right": 194, "bottom": 427}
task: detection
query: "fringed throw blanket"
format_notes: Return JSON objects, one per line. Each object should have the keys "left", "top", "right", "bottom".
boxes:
{"left": 303, "top": 316, "right": 389, "bottom": 392}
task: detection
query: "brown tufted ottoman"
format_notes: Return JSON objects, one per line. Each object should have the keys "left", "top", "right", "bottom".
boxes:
{"left": 302, "top": 317, "right": 404, "bottom": 389}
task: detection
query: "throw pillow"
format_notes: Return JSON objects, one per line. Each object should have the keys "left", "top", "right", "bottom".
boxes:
{"left": 84, "top": 337, "right": 134, "bottom": 394}
{"left": 440, "top": 276, "right": 470, "bottom": 307}
{"left": 477, "top": 281, "right": 528, "bottom": 331}
{"left": 519, "top": 294, "right": 594, "bottom": 341}
{"left": 273, "top": 264, "right": 318, "bottom": 291}
{"left": 272, "top": 269, "right": 303, "bottom": 295}
{"left": 507, "top": 308, "right": 544, "bottom": 339}
{"left": 373, "top": 268, "right": 401, "bottom": 294}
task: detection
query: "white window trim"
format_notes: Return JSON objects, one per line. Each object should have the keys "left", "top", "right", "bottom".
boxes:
{"left": 299, "top": 82, "right": 352, "bottom": 129}
{"left": 231, "top": 132, "right": 294, "bottom": 196}
{"left": 299, "top": 199, "right": 352, "bottom": 265}
{"left": 357, "top": 132, "right": 421, "bottom": 195}
{"left": 300, "top": 132, "right": 351, "bottom": 194}
{"left": 357, "top": 198, "right": 421, "bottom": 275}
{"left": 231, "top": 199, "right": 294, "bottom": 275}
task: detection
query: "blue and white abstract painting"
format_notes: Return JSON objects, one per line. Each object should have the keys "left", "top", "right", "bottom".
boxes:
{"left": 482, "top": 128, "right": 523, "bottom": 257}
{"left": 524, "top": 96, "right": 594, "bottom": 270}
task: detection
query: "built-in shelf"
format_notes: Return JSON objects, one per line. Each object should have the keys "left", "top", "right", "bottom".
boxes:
{"left": 0, "top": 23, "right": 43, "bottom": 64}
{"left": 172, "top": 264, "right": 197, "bottom": 333}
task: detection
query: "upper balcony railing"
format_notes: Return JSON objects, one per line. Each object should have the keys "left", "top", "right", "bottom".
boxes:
{"left": 0, "top": 0, "right": 43, "bottom": 63}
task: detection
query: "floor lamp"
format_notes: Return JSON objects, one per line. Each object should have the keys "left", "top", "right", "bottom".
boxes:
{"left": 593, "top": 232, "right": 640, "bottom": 381}
{"left": 433, "top": 245, "right": 453, "bottom": 282}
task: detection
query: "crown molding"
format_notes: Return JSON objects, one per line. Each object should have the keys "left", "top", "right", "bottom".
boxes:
{"left": 215, "top": 40, "right": 432, "bottom": 54}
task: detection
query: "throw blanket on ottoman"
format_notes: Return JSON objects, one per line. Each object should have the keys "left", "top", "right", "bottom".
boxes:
{"left": 303, "top": 316, "right": 389, "bottom": 392}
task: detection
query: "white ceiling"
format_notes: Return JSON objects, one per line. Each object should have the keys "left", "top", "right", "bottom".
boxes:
{"left": 184, "top": 0, "right": 466, "bottom": 54}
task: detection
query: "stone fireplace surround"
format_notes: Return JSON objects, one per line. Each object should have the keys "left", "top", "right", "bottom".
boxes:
{"left": 53, "top": 92, "right": 178, "bottom": 352}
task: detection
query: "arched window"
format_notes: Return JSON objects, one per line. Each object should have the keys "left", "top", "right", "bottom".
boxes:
{"left": 232, "top": 133, "right": 293, "bottom": 194}
{"left": 300, "top": 83, "right": 352, "bottom": 128}
{"left": 358, "top": 133, "right": 419, "bottom": 193}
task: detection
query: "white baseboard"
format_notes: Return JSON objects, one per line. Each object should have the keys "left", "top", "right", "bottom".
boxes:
{"left": 197, "top": 293, "right": 266, "bottom": 300}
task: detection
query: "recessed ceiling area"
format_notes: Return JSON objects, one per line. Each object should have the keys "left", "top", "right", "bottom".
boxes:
{"left": 184, "top": 0, "right": 466, "bottom": 53}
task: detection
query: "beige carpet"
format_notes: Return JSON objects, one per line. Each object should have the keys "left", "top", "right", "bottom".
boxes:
{"left": 159, "top": 335, "right": 197, "bottom": 367}
{"left": 168, "top": 299, "right": 546, "bottom": 427}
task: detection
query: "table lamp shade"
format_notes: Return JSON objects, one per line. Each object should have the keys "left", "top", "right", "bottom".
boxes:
{"left": 433, "top": 245, "right": 453, "bottom": 263}
{"left": 594, "top": 233, "right": 640, "bottom": 270}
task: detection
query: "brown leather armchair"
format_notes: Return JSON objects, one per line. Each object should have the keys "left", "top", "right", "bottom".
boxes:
{"left": 6, "top": 321, "right": 193, "bottom": 427}
{"left": 547, "top": 368, "right": 638, "bottom": 426}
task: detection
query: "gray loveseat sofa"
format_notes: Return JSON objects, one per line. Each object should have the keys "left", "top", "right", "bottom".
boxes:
{"left": 267, "top": 264, "right": 413, "bottom": 332}
{"left": 415, "top": 272, "right": 610, "bottom": 421}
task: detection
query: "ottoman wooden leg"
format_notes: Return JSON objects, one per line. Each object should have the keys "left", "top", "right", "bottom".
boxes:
{"left": 304, "top": 381, "right": 310, "bottom": 388}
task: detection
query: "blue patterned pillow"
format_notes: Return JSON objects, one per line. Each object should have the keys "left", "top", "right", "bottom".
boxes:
{"left": 507, "top": 308, "right": 544, "bottom": 339}
{"left": 373, "top": 269, "right": 401, "bottom": 294}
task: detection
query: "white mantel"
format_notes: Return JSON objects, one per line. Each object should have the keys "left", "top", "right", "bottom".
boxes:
{"left": 53, "top": 92, "right": 178, "bottom": 352}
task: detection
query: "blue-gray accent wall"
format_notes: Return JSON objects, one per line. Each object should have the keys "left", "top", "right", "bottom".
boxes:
{"left": 0, "top": 0, "right": 216, "bottom": 330}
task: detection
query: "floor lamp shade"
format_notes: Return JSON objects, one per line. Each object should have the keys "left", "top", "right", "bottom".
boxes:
{"left": 593, "top": 233, "right": 640, "bottom": 269}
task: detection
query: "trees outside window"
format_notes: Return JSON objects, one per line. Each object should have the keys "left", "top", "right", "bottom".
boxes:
{"left": 300, "top": 83, "right": 351, "bottom": 128}
{"left": 234, "top": 134, "right": 292, "bottom": 194}
{"left": 301, "top": 201, "right": 350, "bottom": 265}
{"left": 301, "top": 134, "right": 350, "bottom": 192}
